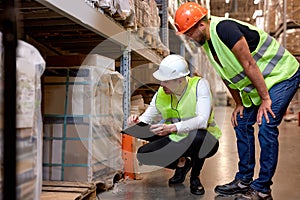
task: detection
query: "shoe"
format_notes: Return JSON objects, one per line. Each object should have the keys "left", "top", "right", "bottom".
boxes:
{"left": 190, "top": 177, "right": 205, "bottom": 195}
{"left": 235, "top": 188, "right": 273, "bottom": 200}
{"left": 168, "top": 158, "right": 191, "bottom": 184}
{"left": 215, "top": 179, "right": 251, "bottom": 195}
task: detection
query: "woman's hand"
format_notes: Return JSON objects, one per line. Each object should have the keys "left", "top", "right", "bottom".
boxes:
{"left": 150, "top": 124, "right": 177, "bottom": 136}
{"left": 127, "top": 114, "right": 140, "bottom": 126}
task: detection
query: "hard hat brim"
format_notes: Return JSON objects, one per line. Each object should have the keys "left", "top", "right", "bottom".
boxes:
{"left": 153, "top": 69, "right": 190, "bottom": 81}
{"left": 175, "top": 23, "right": 193, "bottom": 35}
{"left": 153, "top": 70, "right": 170, "bottom": 81}
{"left": 175, "top": 30, "right": 186, "bottom": 35}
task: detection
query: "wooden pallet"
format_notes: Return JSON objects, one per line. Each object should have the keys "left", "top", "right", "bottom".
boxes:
{"left": 41, "top": 181, "right": 96, "bottom": 200}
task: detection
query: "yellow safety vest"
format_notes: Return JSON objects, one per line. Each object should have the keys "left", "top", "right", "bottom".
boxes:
{"left": 203, "top": 16, "right": 299, "bottom": 107}
{"left": 155, "top": 76, "right": 222, "bottom": 142}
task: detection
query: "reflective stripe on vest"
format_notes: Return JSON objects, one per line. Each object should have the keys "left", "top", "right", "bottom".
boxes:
{"left": 231, "top": 36, "right": 286, "bottom": 93}
{"left": 230, "top": 36, "right": 272, "bottom": 84}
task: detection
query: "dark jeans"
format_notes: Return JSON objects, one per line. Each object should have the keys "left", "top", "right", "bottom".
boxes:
{"left": 234, "top": 67, "right": 300, "bottom": 193}
{"left": 137, "top": 129, "right": 219, "bottom": 178}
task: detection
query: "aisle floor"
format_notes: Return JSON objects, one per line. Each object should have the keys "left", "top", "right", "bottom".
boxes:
{"left": 98, "top": 106, "right": 300, "bottom": 200}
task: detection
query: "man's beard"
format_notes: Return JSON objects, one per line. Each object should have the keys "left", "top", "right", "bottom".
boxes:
{"left": 197, "top": 34, "right": 206, "bottom": 46}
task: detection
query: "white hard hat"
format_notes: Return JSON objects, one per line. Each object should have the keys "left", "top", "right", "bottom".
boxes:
{"left": 153, "top": 54, "right": 190, "bottom": 81}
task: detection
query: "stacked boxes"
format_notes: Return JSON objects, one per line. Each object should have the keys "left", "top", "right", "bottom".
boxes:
{"left": 134, "top": 0, "right": 169, "bottom": 56}
{"left": 265, "top": 0, "right": 300, "bottom": 34}
{"left": 264, "top": 0, "right": 282, "bottom": 33}
{"left": 42, "top": 55, "right": 124, "bottom": 185}
{"left": 130, "top": 95, "right": 147, "bottom": 116}
{"left": 278, "top": 29, "right": 300, "bottom": 55}
{"left": 276, "top": 0, "right": 300, "bottom": 55}
{"left": 130, "top": 63, "right": 159, "bottom": 93}
{"left": 280, "top": 0, "right": 300, "bottom": 23}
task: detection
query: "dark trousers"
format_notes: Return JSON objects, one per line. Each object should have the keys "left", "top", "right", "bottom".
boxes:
{"left": 136, "top": 129, "right": 219, "bottom": 178}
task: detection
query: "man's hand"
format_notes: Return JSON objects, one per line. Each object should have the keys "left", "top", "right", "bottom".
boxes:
{"left": 127, "top": 114, "right": 140, "bottom": 126}
{"left": 257, "top": 99, "right": 276, "bottom": 125}
{"left": 150, "top": 124, "right": 177, "bottom": 136}
{"left": 231, "top": 104, "right": 244, "bottom": 127}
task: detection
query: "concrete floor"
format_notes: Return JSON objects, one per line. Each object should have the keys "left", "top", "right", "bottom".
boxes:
{"left": 98, "top": 106, "right": 300, "bottom": 200}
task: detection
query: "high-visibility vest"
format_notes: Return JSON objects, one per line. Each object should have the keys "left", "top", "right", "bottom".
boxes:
{"left": 155, "top": 76, "right": 222, "bottom": 142}
{"left": 202, "top": 16, "right": 299, "bottom": 107}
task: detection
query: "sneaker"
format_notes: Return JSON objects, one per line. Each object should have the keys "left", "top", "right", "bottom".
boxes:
{"left": 168, "top": 158, "right": 191, "bottom": 184}
{"left": 215, "top": 179, "right": 251, "bottom": 195}
{"left": 190, "top": 177, "right": 205, "bottom": 195}
{"left": 235, "top": 188, "right": 273, "bottom": 200}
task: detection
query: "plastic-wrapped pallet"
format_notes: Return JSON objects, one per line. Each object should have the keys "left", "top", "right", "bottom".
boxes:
{"left": 86, "top": 0, "right": 132, "bottom": 22}
{"left": 42, "top": 59, "right": 124, "bottom": 186}
{"left": 114, "top": 0, "right": 131, "bottom": 20}
{"left": 97, "top": 0, "right": 111, "bottom": 9}
{"left": 0, "top": 33, "right": 45, "bottom": 200}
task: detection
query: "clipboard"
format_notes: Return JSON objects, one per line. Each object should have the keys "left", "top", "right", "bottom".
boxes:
{"left": 121, "top": 122, "right": 156, "bottom": 140}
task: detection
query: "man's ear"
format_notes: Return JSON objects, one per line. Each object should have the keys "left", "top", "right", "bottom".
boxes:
{"left": 177, "top": 77, "right": 184, "bottom": 83}
{"left": 199, "top": 22, "right": 205, "bottom": 31}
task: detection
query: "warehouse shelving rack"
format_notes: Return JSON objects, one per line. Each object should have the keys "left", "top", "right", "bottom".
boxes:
{"left": 14, "top": 0, "right": 170, "bottom": 189}
{"left": 1, "top": 0, "right": 196, "bottom": 197}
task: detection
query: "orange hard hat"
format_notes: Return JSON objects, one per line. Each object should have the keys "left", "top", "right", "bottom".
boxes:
{"left": 174, "top": 2, "right": 208, "bottom": 34}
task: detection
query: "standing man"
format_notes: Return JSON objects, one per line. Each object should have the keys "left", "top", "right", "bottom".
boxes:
{"left": 126, "top": 54, "right": 221, "bottom": 195}
{"left": 174, "top": 2, "right": 300, "bottom": 200}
